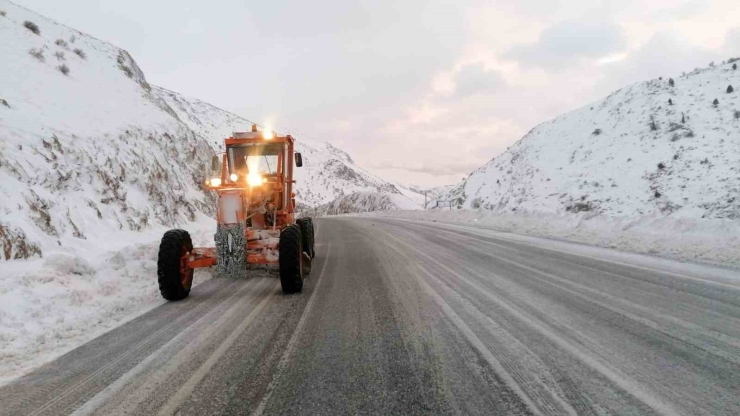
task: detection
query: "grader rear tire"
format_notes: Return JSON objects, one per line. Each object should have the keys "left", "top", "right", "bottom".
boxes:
{"left": 306, "top": 218, "right": 316, "bottom": 259}
{"left": 157, "top": 229, "right": 194, "bottom": 301}
{"left": 279, "top": 224, "right": 304, "bottom": 294}
{"left": 296, "top": 218, "right": 314, "bottom": 263}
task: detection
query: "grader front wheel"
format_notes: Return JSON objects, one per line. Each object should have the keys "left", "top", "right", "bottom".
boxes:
{"left": 157, "top": 229, "right": 194, "bottom": 301}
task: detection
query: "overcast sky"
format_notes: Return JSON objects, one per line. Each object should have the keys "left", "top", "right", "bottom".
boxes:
{"left": 16, "top": 0, "right": 740, "bottom": 187}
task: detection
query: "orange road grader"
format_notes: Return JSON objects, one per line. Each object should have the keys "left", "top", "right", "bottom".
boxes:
{"left": 156, "top": 125, "right": 315, "bottom": 300}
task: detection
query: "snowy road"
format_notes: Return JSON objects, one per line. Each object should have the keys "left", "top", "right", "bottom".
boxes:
{"left": 2, "top": 217, "right": 739, "bottom": 415}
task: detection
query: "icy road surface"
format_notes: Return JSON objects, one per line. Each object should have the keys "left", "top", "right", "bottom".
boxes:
{"left": 2, "top": 217, "right": 739, "bottom": 415}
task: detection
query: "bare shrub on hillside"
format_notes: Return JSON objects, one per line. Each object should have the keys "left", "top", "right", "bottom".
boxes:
{"left": 26, "top": 192, "right": 57, "bottom": 237}
{"left": 67, "top": 210, "right": 86, "bottom": 239}
{"left": 566, "top": 202, "right": 593, "bottom": 213}
{"left": 119, "top": 65, "right": 133, "bottom": 78}
{"left": 73, "top": 48, "right": 86, "bottom": 59}
{"left": 28, "top": 48, "right": 45, "bottom": 61}
{"left": 23, "top": 21, "right": 40, "bottom": 35}
{"left": 0, "top": 10, "right": 6, "bottom": 17}
{"left": 57, "top": 64, "right": 70, "bottom": 75}
{"left": 592, "top": 128, "right": 602, "bottom": 135}
{"left": 649, "top": 118, "right": 658, "bottom": 131}
{"left": 0, "top": 223, "right": 43, "bottom": 260}
{"left": 116, "top": 53, "right": 135, "bottom": 78}
{"left": 54, "top": 51, "right": 65, "bottom": 61}
{"left": 55, "top": 39, "right": 68, "bottom": 48}
{"left": 668, "top": 122, "right": 684, "bottom": 132}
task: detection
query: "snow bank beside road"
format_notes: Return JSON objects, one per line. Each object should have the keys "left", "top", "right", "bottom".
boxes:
{"left": 0, "top": 218, "right": 217, "bottom": 386}
{"left": 365, "top": 210, "right": 740, "bottom": 268}
{"left": 308, "top": 191, "right": 421, "bottom": 216}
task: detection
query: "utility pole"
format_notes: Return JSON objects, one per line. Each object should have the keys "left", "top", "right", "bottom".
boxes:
{"left": 424, "top": 191, "right": 428, "bottom": 210}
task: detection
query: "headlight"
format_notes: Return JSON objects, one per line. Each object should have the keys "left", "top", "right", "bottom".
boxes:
{"left": 229, "top": 173, "right": 238, "bottom": 182}
{"left": 210, "top": 177, "right": 222, "bottom": 187}
{"left": 247, "top": 172, "right": 263, "bottom": 187}
{"left": 263, "top": 129, "right": 274, "bottom": 140}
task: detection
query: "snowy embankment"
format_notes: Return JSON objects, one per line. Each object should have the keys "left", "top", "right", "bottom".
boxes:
{"left": 0, "top": 201, "right": 218, "bottom": 386}
{"left": 364, "top": 209, "right": 740, "bottom": 268}
{"left": 0, "top": 216, "right": 216, "bottom": 385}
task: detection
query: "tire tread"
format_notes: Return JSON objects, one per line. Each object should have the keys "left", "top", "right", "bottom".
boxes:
{"left": 157, "top": 229, "right": 193, "bottom": 301}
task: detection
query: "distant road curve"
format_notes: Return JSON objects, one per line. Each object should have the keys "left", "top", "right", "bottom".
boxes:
{"left": 2, "top": 217, "right": 739, "bottom": 415}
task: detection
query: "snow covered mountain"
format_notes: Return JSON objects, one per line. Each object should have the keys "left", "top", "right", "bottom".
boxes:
{"left": 0, "top": 0, "right": 420, "bottom": 260}
{"left": 450, "top": 61, "right": 740, "bottom": 219}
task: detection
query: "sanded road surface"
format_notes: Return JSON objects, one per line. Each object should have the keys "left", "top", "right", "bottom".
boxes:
{"left": 2, "top": 217, "right": 739, "bottom": 415}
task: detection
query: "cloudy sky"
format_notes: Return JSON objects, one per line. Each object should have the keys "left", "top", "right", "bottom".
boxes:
{"left": 16, "top": 0, "right": 740, "bottom": 187}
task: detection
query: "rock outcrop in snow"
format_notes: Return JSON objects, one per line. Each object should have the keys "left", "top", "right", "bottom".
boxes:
{"left": 0, "top": 0, "right": 421, "bottom": 259}
{"left": 450, "top": 62, "right": 740, "bottom": 219}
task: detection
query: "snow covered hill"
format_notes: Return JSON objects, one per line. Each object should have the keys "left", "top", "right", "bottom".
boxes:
{"left": 0, "top": 0, "right": 421, "bottom": 261}
{"left": 450, "top": 61, "right": 740, "bottom": 219}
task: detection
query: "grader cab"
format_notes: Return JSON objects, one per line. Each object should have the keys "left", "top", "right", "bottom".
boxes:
{"left": 156, "top": 125, "right": 315, "bottom": 300}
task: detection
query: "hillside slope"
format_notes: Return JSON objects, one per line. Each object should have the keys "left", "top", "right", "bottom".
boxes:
{"left": 0, "top": 1, "right": 217, "bottom": 260}
{"left": 450, "top": 62, "right": 740, "bottom": 219}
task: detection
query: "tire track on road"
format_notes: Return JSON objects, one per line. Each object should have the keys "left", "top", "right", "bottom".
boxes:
{"left": 372, "top": 225, "right": 570, "bottom": 416}
{"left": 26, "top": 278, "right": 243, "bottom": 416}
{"left": 73, "top": 278, "right": 271, "bottom": 416}
{"left": 157, "top": 279, "right": 280, "bottom": 416}
{"left": 251, "top": 243, "right": 332, "bottom": 416}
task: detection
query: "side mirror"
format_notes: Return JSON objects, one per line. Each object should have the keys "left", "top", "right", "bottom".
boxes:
{"left": 295, "top": 152, "right": 303, "bottom": 167}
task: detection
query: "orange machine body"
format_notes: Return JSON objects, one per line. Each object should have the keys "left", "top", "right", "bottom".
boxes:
{"left": 186, "top": 131, "right": 299, "bottom": 269}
